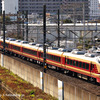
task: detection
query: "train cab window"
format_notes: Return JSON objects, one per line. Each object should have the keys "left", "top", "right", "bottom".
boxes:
{"left": 79, "top": 62, "right": 82, "bottom": 68}
{"left": 83, "top": 63, "right": 85, "bottom": 69}
{"left": 86, "top": 63, "right": 89, "bottom": 70}
{"left": 76, "top": 61, "right": 79, "bottom": 67}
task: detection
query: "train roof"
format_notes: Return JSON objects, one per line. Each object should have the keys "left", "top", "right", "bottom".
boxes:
{"left": 0, "top": 37, "right": 100, "bottom": 64}
{"left": 39, "top": 46, "right": 100, "bottom": 64}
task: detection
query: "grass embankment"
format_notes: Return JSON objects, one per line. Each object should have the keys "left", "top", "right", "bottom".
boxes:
{"left": 0, "top": 66, "right": 58, "bottom": 100}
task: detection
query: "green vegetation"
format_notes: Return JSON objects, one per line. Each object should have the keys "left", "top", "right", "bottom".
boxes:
{"left": 0, "top": 16, "right": 10, "bottom": 22}
{"left": 63, "top": 19, "right": 73, "bottom": 23}
{"left": 0, "top": 66, "right": 58, "bottom": 100}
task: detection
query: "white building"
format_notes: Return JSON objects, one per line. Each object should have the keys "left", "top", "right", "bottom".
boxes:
{"left": 2, "top": 0, "right": 18, "bottom": 14}
{"left": 89, "top": 0, "right": 100, "bottom": 20}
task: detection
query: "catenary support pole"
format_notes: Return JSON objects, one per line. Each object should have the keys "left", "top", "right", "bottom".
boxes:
{"left": 58, "top": 9, "right": 60, "bottom": 47}
{"left": 25, "top": 10, "right": 28, "bottom": 41}
{"left": 17, "top": 11, "right": 19, "bottom": 38}
{"left": 3, "top": 10, "right": 5, "bottom": 54}
{"left": 43, "top": 5, "right": 47, "bottom": 73}
{"left": 22, "top": 11, "right": 25, "bottom": 40}
{"left": 62, "top": 81, "right": 64, "bottom": 100}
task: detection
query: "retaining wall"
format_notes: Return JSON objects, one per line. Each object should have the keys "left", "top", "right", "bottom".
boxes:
{"left": 0, "top": 53, "right": 100, "bottom": 100}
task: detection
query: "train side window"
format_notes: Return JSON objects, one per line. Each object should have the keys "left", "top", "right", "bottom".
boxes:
{"left": 79, "top": 62, "right": 82, "bottom": 68}
{"left": 86, "top": 63, "right": 89, "bottom": 70}
{"left": 49, "top": 55, "right": 50, "bottom": 59}
{"left": 50, "top": 55, "right": 53, "bottom": 60}
{"left": 33, "top": 51, "right": 37, "bottom": 56}
{"left": 59, "top": 57, "right": 61, "bottom": 62}
{"left": 83, "top": 63, "right": 85, "bottom": 69}
{"left": 41, "top": 53, "right": 43, "bottom": 58}
{"left": 13, "top": 45, "right": 20, "bottom": 51}
{"left": 46, "top": 54, "right": 48, "bottom": 58}
{"left": 67, "top": 59, "right": 70, "bottom": 64}
{"left": 54, "top": 56, "right": 56, "bottom": 61}
{"left": 49, "top": 55, "right": 51, "bottom": 59}
{"left": 1, "top": 42, "right": 3, "bottom": 46}
{"left": 65, "top": 58, "right": 67, "bottom": 64}
{"left": 5, "top": 43, "right": 8, "bottom": 48}
{"left": 76, "top": 61, "right": 79, "bottom": 67}
{"left": 52, "top": 55, "right": 53, "bottom": 60}
{"left": 73, "top": 60, "right": 76, "bottom": 66}
{"left": 55, "top": 56, "right": 58, "bottom": 62}
{"left": 70, "top": 60, "right": 73, "bottom": 65}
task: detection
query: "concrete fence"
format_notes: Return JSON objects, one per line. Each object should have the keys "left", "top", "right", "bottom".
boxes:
{"left": 0, "top": 53, "right": 100, "bottom": 100}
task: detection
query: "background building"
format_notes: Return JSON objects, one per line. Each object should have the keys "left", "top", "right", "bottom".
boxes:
{"left": 0, "top": 0, "right": 2, "bottom": 14}
{"left": 2, "top": 0, "right": 18, "bottom": 14}
{"left": 89, "top": 0, "right": 100, "bottom": 20}
{"left": 19, "top": 0, "right": 62, "bottom": 14}
{"left": 61, "top": 0, "right": 89, "bottom": 21}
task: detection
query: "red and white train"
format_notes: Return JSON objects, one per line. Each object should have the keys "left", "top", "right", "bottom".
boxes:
{"left": 0, "top": 37, "right": 100, "bottom": 83}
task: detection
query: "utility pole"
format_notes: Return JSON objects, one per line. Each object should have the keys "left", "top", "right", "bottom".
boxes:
{"left": 43, "top": 5, "right": 47, "bottom": 73}
{"left": 3, "top": 11, "right": 5, "bottom": 54}
{"left": 58, "top": 9, "right": 60, "bottom": 47}
{"left": 25, "top": 10, "right": 28, "bottom": 41}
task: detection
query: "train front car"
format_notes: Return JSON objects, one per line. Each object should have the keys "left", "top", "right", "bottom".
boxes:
{"left": 63, "top": 50, "right": 100, "bottom": 83}
{"left": 95, "top": 56, "right": 100, "bottom": 83}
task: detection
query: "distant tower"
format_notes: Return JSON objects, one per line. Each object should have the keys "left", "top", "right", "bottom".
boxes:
{"left": 2, "top": 0, "right": 18, "bottom": 14}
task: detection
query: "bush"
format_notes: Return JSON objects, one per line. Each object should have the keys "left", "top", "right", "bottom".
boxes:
{"left": 63, "top": 19, "right": 73, "bottom": 23}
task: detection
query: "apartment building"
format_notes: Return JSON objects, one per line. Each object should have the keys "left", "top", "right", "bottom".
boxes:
{"left": 2, "top": 0, "right": 18, "bottom": 14}
{"left": 0, "top": 0, "right": 2, "bottom": 14}
{"left": 19, "top": 0, "right": 62, "bottom": 14}
{"left": 89, "top": 0, "right": 100, "bottom": 20}
{"left": 62, "top": 0, "right": 89, "bottom": 20}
